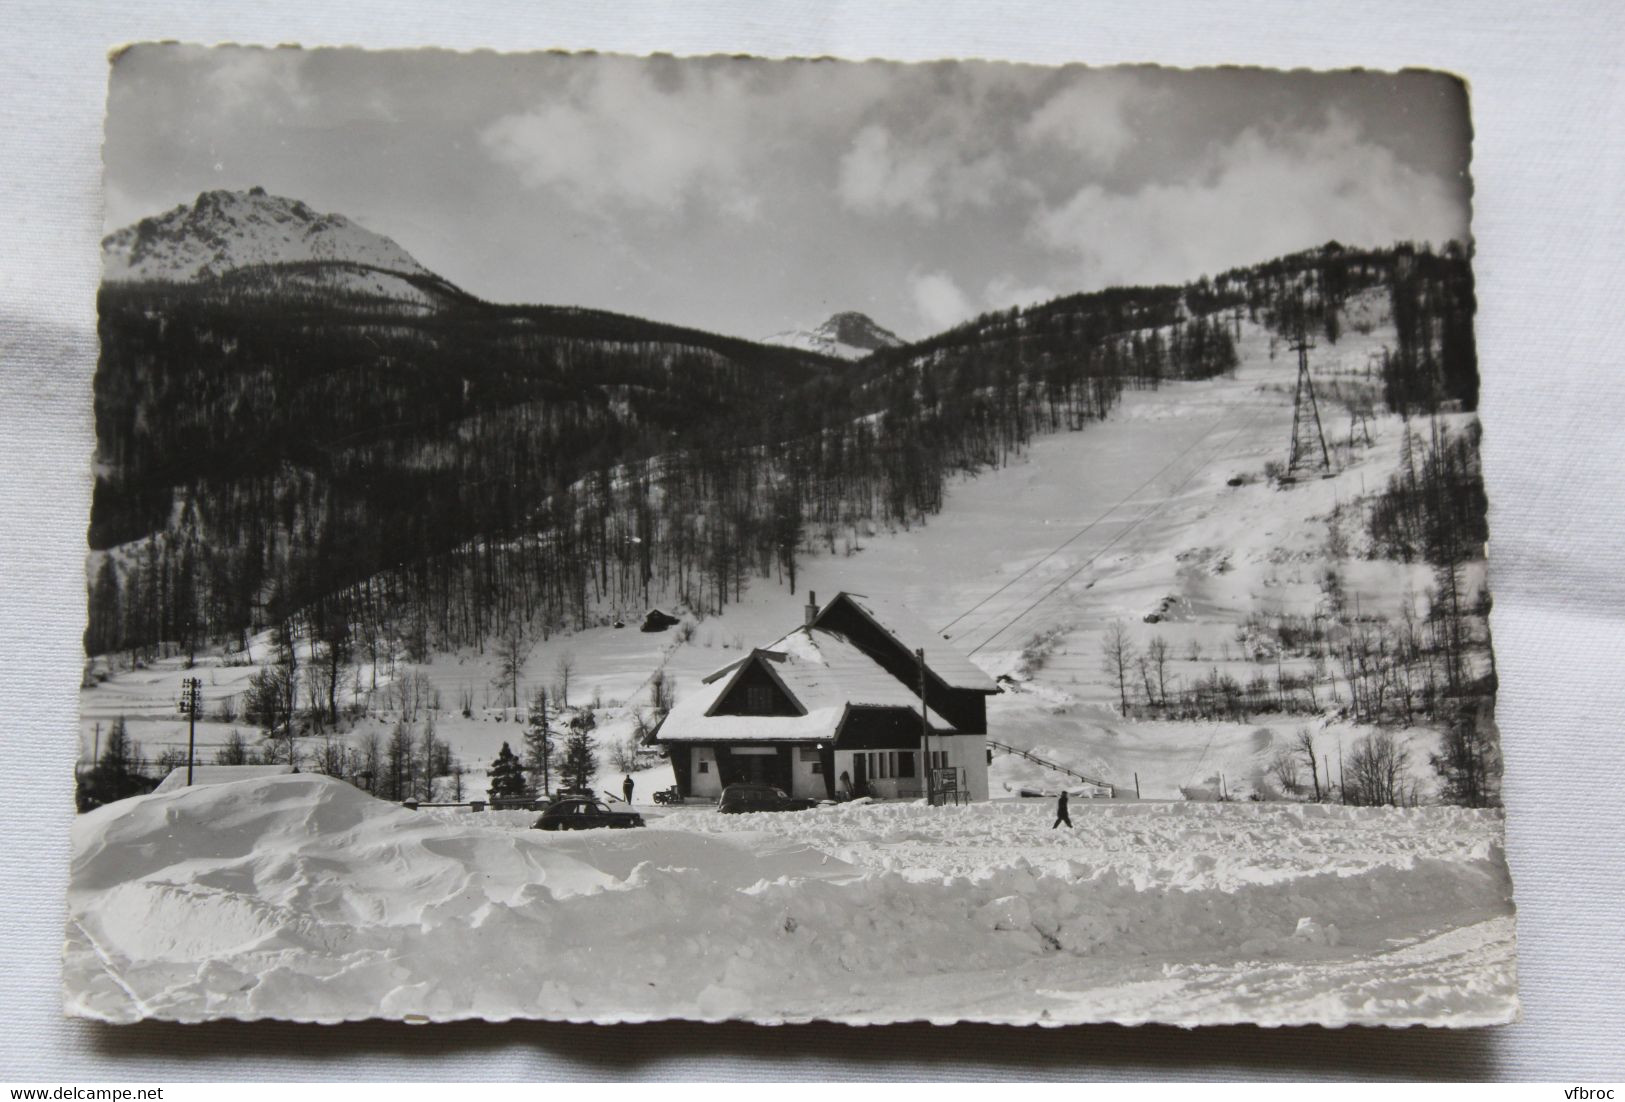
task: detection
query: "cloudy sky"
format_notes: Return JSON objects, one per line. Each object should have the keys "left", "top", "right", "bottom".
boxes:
{"left": 105, "top": 46, "right": 1471, "bottom": 341}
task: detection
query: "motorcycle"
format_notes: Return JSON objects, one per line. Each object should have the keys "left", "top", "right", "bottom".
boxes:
{"left": 652, "top": 785, "right": 685, "bottom": 806}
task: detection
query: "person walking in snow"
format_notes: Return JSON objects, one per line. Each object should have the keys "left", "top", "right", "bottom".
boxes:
{"left": 1052, "top": 789, "right": 1072, "bottom": 829}
{"left": 622, "top": 774, "right": 634, "bottom": 805}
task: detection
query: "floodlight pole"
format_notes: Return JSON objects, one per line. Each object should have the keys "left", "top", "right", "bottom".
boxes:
{"left": 916, "top": 648, "right": 934, "bottom": 806}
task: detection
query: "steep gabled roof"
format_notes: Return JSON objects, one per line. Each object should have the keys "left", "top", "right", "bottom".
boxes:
{"left": 703, "top": 648, "right": 805, "bottom": 718}
{"left": 814, "top": 591, "right": 997, "bottom": 692}
{"left": 762, "top": 626, "right": 944, "bottom": 714}
{"left": 657, "top": 625, "right": 957, "bottom": 744}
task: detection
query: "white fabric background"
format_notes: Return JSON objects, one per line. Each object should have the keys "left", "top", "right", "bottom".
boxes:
{"left": 2, "top": 0, "right": 1621, "bottom": 1081}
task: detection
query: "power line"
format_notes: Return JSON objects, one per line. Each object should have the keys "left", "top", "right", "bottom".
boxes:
{"left": 964, "top": 401, "right": 1273, "bottom": 657}
{"left": 935, "top": 408, "right": 1239, "bottom": 639}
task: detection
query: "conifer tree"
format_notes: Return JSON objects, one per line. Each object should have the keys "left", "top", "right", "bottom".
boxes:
{"left": 524, "top": 687, "right": 554, "bottom": 797}
{"left": 561, "top": 709, "right": 597, "bottom": 793}
{"left": 76, "top": 716, "right": 154, "bottom": 811}
{"left": 487, "top": 741, "right": 526, "bottom": 801}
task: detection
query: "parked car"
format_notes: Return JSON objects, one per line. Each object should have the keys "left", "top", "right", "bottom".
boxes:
{"left": 716, "top": 783, "right": 819, "bottom": 814}
{"left": 532, "top": 797, "right": 645, "bottom": 831}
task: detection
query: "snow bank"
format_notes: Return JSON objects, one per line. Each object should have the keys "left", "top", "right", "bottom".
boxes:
{"left": 66, "top": 775, "right": 1514, "bottom": 1027}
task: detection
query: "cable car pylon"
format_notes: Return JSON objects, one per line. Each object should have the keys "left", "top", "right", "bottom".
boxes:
{"left": 1284, "top": 328, "right": 1332, "bottom": 481}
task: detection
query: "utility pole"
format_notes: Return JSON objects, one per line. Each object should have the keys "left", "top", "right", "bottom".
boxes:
{"left": 916, "top": 648, "right": 934, "bottom": 806}
{"left": 1338, "top": 741, "right": 1346, "bottom": 805}
{"left": 177, "top": 676, "right": 202, "bottom": 786}
{"left": 1286, "top": 329, "right": 1332, "bottom": 479}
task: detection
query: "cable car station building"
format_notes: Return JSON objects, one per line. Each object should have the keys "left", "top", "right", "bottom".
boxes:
{"left": 656, "top": 591, "right": 996, "bottom": 802}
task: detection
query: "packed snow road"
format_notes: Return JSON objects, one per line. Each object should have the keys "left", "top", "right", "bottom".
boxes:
{"left": 64, "top": 775, "right": 1515, "bottom": 1027}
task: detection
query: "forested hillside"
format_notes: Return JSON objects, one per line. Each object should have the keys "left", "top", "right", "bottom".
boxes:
{"left": 88, "top": 233, "right": 1481, "bottom": 674}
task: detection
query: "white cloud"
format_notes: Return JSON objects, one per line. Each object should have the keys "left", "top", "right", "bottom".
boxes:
{"left": 836, "top": 124, "right": 1011, "bottom": 221}
{"left": 201, "top": 49, "right": 314, "bottom": 119}
{"left": 1019, "top": 73, "right": 1144, "bottom": 170}
{"left": 984, "top": 274, "right": 1060, "bottom": 311}
{"left": 910, "top": 270, "right": 975, "bottom": 331}
{"left": 838, "top": 126, "right": 940, "bottom": 219}
{"left": 480, "top": 64, "right": 765, "bottom": 219}
{"left": 1030, "top": 111, "right": 1468, "bottom": 289}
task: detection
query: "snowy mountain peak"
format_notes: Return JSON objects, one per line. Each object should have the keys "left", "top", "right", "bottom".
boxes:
{"left": 765, "top": 311, "right": 903, "bottom": 361}
{"left": 102, "top": 187, "right": 432, "bottom": 283}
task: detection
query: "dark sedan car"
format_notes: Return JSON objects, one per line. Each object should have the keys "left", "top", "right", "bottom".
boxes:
{"left": 716, "top": 783, "right": 819, "bottom": 814}
{"left": 532, "top": 797, "right": 645, "bottom": 831}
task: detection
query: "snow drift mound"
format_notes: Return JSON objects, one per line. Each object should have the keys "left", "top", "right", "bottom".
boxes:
{"left": 66, "top": 776, "right": 1514, "bottom": 1026}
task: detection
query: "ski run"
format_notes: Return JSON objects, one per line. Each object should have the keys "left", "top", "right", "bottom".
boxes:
{"left": 72, "top": 287, "right": 1516, "bottom": 1026}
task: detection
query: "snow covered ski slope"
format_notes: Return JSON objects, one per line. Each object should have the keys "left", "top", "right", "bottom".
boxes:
{"left": 70, "top": 288, "right": 1514, "bottom": 1026}
{"left": 80, "top": 292, "right": 1463, "bottom": 803}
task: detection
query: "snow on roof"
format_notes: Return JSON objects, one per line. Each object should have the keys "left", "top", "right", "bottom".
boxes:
{"left": 657, "top": 701, "right": 849, "bottom": 744}
{"left": 656, "top": 668, "right": 845, "bottom": 743}
{"left": 659, "top": 626, "right": 957, "bottom": 743}
{"left": 827, "top": 592, "right": 997, "bottom": 692}
{"left": 152, "top": 763, "right": 295, "bottom": 794}
{"left": 769, "top": 627, "right": 955, "bottom": 721}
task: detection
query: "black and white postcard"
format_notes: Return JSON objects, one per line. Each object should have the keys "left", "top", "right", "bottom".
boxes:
{"left": 69, "top": 46, "right": 1514, "bottom": 1027}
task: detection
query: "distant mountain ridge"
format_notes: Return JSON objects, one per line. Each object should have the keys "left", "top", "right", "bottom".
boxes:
{"left": 765, "top": 311, "right": 903, "bottom": 361}
{"left": 102, "top": 187, "right": 432, "bottom": 283}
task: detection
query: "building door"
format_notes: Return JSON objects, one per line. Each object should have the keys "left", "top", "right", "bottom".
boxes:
{"left": 729, "top": 748, "right": 791, "bottom": 790}
{"left": 742, "top": 755, "right": 771, "bottom": 786}
{"left": 851, "top": 752, "right": 867, "bottom": 796}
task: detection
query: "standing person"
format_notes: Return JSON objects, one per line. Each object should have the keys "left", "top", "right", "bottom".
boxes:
{"left": 622, "top": 774, "right": 634, "bottom": 805}
{"left": 1052, "top": 789, "right": 1072, "bottom": 829}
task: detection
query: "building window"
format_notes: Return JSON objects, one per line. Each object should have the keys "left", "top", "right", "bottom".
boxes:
{"left": 898, "top": 752, "right": 916, "bottom": 779}
{"left": 810, "top": 762, "right": 824, "bottom": 774}
{"left": 930, "top": 750, "right": 948, "bottom": 771}
{"left": 747, "top": 686, "right": 772, "bottom": 713}
{"left": 698, "top": 760, "right": 710, "bottom": 774}
{"left": 799, "top": 747, "right": 821, "bottom": 762}
{"left": 867, "top": 751, "right": 901, "bottom": 779}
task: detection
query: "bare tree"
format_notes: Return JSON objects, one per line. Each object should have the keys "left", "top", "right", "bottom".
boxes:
{"left": 314, "top": 617, "right": 353, "bottom": 726}
{"left": 1293, "top": 726, "right": 1322, "bottom": 801}
{"left": 1146, "top": 635, "right": 1171, "bottom": 706}
{"left": 312, "top": 734, "right": 347, "bottom": 778}
{"left": 648, "top": 665, "right": 675, "bottom": 719}
{"left": 554, "top": 650, "right": 576, "bottom": 709}
{"left": 491, "top": 613, "right": 533, "bottom": 710}
{"left": 357, "top": 728, "right": 382, "bottom": 794}
{"left": 1345, "top": 730, "right": 1411, "bottom": 806}
{"left": 609, "top": 732, "right": 641, "bottom": 772}
{"left": 1432, "top": 707, "right": 1498, "bottom": 808}
{"left": 1099, "top": 621, "right": 1137, "bottom": 715}
{"left": 214, "top": 728, "right": 251, "bottom": 766}
{"left": 1268, "top": 743, "right": 1301, "bottom": 796}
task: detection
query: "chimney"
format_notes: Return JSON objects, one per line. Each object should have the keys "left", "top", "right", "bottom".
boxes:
{"left": 804, "top": 590, "right": 818, "bottom": 627}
